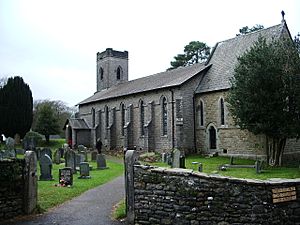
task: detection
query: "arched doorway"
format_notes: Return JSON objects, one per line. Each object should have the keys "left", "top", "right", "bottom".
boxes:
{"left": 209, "top": 126, "right": 216, "bottom": 150}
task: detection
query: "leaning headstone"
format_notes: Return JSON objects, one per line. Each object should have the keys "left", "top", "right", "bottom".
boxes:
{"left": 79, "top": 162, "right": 91, "bottom": 179}
{"left": 75, "top": 153, "right": 85, "bottom": 167}
{"left": 91, "top": 151, "right": 97, "bottom": 161}
{"left": 96, "top": 154, "right": 108, "bottom": 169}
{"left": 65, "top": 149, "right": 76, "bottom": 174}
{"left": 172, "top": 149, "right": 181, "bottom": 168}
{"left": 40, "top": 148, "right": 52, "bottom": 159}
{"left": 59, "top": 167, "right": 73, "bottom": 186}
{"left": 39, "top": 154, "right": 54, "bottom": 180}
{"left": 3, "top": 137, "right": 16, "bottom": 158}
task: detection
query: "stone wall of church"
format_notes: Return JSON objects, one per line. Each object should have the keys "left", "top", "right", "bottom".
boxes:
{"left": 79, "top": 89, "right": 175, "bottom": 152}
{"left": 195, "top": 90, "right": 266, "bottom": 158}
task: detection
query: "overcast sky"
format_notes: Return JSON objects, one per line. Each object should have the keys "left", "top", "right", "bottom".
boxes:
{"left": 0, "top": 0, "right": 299, "bottom": 107}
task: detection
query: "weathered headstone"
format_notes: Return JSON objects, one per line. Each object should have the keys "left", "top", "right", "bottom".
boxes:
{"left": 59, "top": 167, "right": 73, "bottom": 186}
{"left": 65, "top": 149, "right": 76, "bottom": 174}
{"left": 14, "top": 133, "right": 21, "bottom": 145}
{"left": 39, "top": 154, "right": 53, "bottom": 180}
{"left": 75, "top": 153, "right": 85, "bottom": 167}
{"left": 77, "top": 145, "right": 88, "bottom": 162}
{"left": 3, "top": 137, "right": 16, "bottom": 158}
{"left": 23, "top": 137, "right": 36, "bottom": 151}
{"left": 172, "top": 149, "right": 181, "bottom": 168}
{"left": 79, "top": 162, "right": 91, "bottom": 179}
{"left": 96, "top": 154, "right": 108, "bottom": 170}
{"left": 54, "top": 149, "right": 61, "bottom": 164}
{"left": 40, "top": 148, "right": 52, "bottom": 159}
{"left": 91, "top": 151, "right": 97, "bottom": 161}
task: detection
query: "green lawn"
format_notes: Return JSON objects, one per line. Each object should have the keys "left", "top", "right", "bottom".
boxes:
{"left": 37, "top": 160, "right": 124, "bottom": 212}
{"left": 146, "top": 155, "right": 300, "bottom": 180}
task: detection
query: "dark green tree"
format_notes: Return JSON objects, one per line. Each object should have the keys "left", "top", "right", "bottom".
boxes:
{"left": 35, "top": 103, "right": 60, "bottom": 143}
{"left": 0, "top": 76, "right": 33, "bottom": 138}
{"left": 32, "top": 100, "right": 75, "bottom": 138}
{"left": 228, "top": 37, "right": 300, "bottom": 166}
{"left": 168, "top": 41, "right": 210, "bottom": 70}
{"left": 236, "top": 24, "right": 264, "bottom": 36}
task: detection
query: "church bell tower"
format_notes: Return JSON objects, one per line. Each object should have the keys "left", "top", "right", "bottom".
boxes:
{"left": 96, "top": 48, "right": 129, "bottom": 92}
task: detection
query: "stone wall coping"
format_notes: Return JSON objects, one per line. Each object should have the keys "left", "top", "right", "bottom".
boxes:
{"left": 134, "top": 165, "right": 300, "bottom": 185}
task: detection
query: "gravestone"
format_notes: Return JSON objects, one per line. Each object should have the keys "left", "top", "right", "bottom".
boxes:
{"left": 59, "top": 167, "right": 73, "bottom": 186}
{"left": 79, "top": 162, "right": 91, "bottom": 179}
{"left": 40, "top": 148, "right": 52, "bottom": 159}
{"left": 23, "top": 137, "right": 36, "bottom": 151}
{"left": 39, "top": 154, "right": 54, "bottom": 180}
{"left": 3, "top": 137, "right": 16, "bottom": 158}
{"left": 54, "top": 149, "right": 61, "bottom": 164}
{"left": 96, "top": 154, "right": 108, "bottom": 170}
{"left": 24, "top": 151, "right": 38, "bottom": 214}
{"left": 172, "top": 149, "right": 181, "bottom": 168}
{"left": 91, "top": 151, "right": 97, "bottom": 161}
{"left": 14, "top": 133, "right": 21, "bottom": 145}
{"left": 179, "top": 155, "right": 186, "bottom": 168}
{"left": 65, "top": 149, "right": 76, "bottom": 174}
{"left": 77, "top": 145, "right": 88, "bottom": 162}
{"left": 77, "top": 145, "right": 85, "bottom": 153}
{"left": 75, "top": 153, "right": 85, "bottom": 167}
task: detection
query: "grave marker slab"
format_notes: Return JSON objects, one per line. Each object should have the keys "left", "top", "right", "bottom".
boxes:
{"left": 97, "top": 154, "right": 108, "bottom": 170}
{"left": 91, "top": 151, "right": 97, "bottom": 161}
{"left": 75, "top": 154, "right": 85, "bottom": 167}
{"left": 65, "top": 149, "right": 76, "bottom": 174}
{"left": 79, "top": 162, "right": 91, "bottom": 179}
{"left": 40, "top": 148, "right": 52, "bottom": 159}
{"left": 39, "top": 154, "right": 54, "bottom": 180}
{"left": 59, "top": 167, "right": 73, "bottom": 186}
{"left": 172, "top": 149, "right": 181, "bottom": 168}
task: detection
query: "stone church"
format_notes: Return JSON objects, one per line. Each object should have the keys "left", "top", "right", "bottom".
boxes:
{"left": 65, "top": 20, "right": 300, "bottom": 160}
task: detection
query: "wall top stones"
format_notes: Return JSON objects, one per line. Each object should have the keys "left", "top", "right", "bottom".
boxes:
{"left": 135, "top": 164, "right": 300, "bottom": 185}
{"left": 97, "top": 48, "right": 128, "bottom": 61}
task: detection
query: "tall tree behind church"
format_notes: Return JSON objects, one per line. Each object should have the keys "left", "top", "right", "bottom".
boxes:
{"left": 0, "top": 76, "right": 33, "bottom": 138}
{"left": 168, "top": 41, "right": 210, "bottom": 70}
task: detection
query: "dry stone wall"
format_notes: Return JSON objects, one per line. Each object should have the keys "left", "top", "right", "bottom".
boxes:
{"left": 133, "top": 165, "right": 300, "bottom": 225}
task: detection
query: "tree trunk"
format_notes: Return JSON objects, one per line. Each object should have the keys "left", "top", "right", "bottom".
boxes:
{"left": 266, "top": 136, "right": 286, "bottom": 166}
{"left": 45, "top": 134, "right": 50, "bottom": 143}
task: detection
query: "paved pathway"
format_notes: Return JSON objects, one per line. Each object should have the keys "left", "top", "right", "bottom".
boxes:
{"left": 9, "top": 175, "right": 125, "bottom": 225}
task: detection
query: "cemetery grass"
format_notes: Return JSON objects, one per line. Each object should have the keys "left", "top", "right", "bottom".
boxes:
{"left": 112, "top": 199, "right": 126, "bottom": 220}
{"left": 37, "top": 160, "right": 124, "bottom": 212}
{"left": 147, "top": 155, "right": 300, "bottom": 180}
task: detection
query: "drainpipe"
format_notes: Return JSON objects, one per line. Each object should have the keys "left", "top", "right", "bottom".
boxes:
{"left": 170, "top": 89, "right": 175, "bottom": 149}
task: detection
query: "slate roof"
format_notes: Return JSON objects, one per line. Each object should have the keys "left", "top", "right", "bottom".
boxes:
{"left": 196, "top": 23, "right": 286, "bottom": 94}
{"left": 64, "top": 118, "right": 90, "bottom": 130}
{"left": 78, "top": 62, "right": 211, "bottom": 105}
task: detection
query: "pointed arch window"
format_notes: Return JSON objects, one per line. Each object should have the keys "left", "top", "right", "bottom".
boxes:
{"left": 117, "top": 66, "right": 123, "bottom": 80}
{"left": 162, "top": 97, "right": 168, "bottom": 135}
{"left": 100, "top": 67, "right": 104, "bottom": 80}
{"left": 121, "top": 103, "right": 125, "bottom": 136}
{"left": 220, "top": 98, "right": 225, "bottom": 125}
{"left": 209, "top": 126, "right": 217, "bottom": 149}
{"left": 140, "top": 100, "right": 145, "bottom": 136}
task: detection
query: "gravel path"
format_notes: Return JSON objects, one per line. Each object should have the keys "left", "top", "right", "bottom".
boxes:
{"left": 8, "top": 175, "right": 125, "bottom": 225}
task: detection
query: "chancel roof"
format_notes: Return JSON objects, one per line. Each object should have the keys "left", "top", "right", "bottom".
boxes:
{"left": 78, "top": 62, "right": 211, "bottom": 105}
{"left": 196, "top": 23, "right": 287, "bottom": 94}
